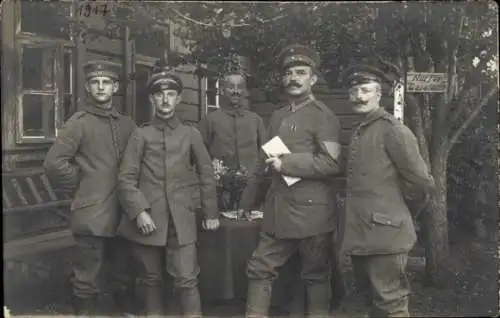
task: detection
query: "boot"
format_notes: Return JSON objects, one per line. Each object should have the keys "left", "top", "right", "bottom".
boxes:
{"left": 305, "top": 282, "right": 331, "bottom": 318}
{"left": 72, "top": 295, "right": 98, "bottom": 317}
{"left": 135, "top": 281, "right": 164, "bottom": 316}
{"left": 179, "top": 287, "right": 202, "bottom": 318}
{"left": 246, "top": 280, "right": 273, "bottom": 318}
{"left": 113, "top": 289, "right": 137, "bottom": 316}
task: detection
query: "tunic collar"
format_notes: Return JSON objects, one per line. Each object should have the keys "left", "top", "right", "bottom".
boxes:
{"left": 220, "top": 97, "right": 248, "bottom": 117}
{"left": 359, "top": 107, "right": 387, "bottom": 127}
{"left": 151, "top": 115, "right": 181, "bottom": 131}
{"left": 289, "top": 93, "right": 315, "bottom": 112}
{"left": 85, "top": 100, "right": 119, "bottom": 119}
{"left": 223, "top": 107, "right": 248, "bottom": 117}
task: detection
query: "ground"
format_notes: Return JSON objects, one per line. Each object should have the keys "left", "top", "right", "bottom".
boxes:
{"left": 4, "top": 233, "right": 499, "bottom": 317}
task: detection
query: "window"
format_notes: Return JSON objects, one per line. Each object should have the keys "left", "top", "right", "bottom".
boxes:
{"left": 15, "top": 0, "right": 74, "bottom": 144}
{"left": 18, "top": 43, "right": 62, "bottom": 141}
{"left": 205, "top": 76, "right": 220, "bottom": 112}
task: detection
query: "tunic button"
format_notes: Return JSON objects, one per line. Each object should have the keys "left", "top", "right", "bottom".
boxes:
{"left": 307, "top": 199, "right": 312, "bottom": 204}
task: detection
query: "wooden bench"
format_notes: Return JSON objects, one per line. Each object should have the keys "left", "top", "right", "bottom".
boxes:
{"left": 3, "top": 169, "right": 75, "bottom": 260}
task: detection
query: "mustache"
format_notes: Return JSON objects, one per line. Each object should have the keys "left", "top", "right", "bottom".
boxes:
{"left": 286, "top": 81, "right": 302, "bottom": 88}
{"left": 354, "top": 99, "right": 367, "bottom": 104}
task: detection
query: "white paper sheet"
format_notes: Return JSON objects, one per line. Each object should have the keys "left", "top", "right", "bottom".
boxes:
{"left": 261, "top": 136, "right": 301, "bottom": 186}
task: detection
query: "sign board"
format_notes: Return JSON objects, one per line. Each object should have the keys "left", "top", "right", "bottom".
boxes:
{"left": 406, "top": 72, "right": 447, "bottom": 92}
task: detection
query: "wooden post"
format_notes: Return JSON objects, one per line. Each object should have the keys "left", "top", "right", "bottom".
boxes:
{"left": 399, "top": 55, "right": 410, "bottom": 124}
{"left": 393, "top": 78, "right": 405, "bottom": 122}
{"left": 1, "top": 0, "right": 18, "bottom": 153}
{"left": 74, "top": 0, "right": 86, "bottom": 112}
{"left": 123, "top": 26, "right": 135, "bottom": 118}
{"left": 198, "top": 65, "right": 207, "bottom": 121}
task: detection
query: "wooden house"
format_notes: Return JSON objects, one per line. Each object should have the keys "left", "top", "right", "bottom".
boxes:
{"left": 2, "top": 0, "right": 394, "bottom": 260}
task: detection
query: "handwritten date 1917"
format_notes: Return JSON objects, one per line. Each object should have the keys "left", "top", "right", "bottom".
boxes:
{"left": 79, "top": 3, "right": 110, "bottom": 17}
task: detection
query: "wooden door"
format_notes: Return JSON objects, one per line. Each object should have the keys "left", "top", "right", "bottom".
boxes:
{"left": 134, "top": 64, "right": 155, "bottom": 125}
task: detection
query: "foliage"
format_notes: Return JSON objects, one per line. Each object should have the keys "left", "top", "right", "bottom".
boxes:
{"left": 212, "top": 157, "right": 249, "bottom": 211}
{"left": 447, "top": 103, "right": 497, "bottom": 239}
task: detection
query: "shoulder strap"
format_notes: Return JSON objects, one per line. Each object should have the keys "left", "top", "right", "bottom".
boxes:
{"left": 67, "top": 111, "right": 86, "bottom": 122}
{"left": 312, "top": 99, "right": 335, "bottom": 116}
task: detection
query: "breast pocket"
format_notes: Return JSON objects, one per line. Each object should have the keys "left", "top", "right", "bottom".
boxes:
{"left": 292, "top": 189, "right": 330, "bottom": 206}
{"left": 371, "top": 211, "right": 403, "bottom": 228}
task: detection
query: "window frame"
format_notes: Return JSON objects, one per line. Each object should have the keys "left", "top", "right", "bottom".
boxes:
{"left": 14, "top": 0, "right": 75, "bottom": 145}
{"left": 204, "top": 75, "right": 220, "bottom": 112}
{"left": 16, "top": 36, "right": 65, "bottom": 144}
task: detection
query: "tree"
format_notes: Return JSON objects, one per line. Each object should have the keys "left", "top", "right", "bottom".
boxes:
{"left": 364, "top": 1, "right": 498, "bottom": 284}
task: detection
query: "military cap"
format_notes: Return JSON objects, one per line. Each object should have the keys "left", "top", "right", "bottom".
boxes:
{"left": 278, "top": 44, "right": 321, "bottom": 70}
{"left": 146, "top": 66, "right": 183, "bottom": 94}
{"left": 342, "top": 64, "right": 388, "bottom": 86}
{"left": 83, "top": 60, "right": 121, "bottom": 81}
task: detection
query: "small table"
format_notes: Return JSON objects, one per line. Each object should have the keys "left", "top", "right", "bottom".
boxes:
{"left": 198, "top": 218, "right": 303, "bottom": 309}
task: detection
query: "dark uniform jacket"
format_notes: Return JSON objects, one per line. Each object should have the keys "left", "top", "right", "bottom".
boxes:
{"left": 240, "top": 94, "right": 342, "bottom": 239}
{"left": 341, "top": 107, "right": 435, "bottom": 256}
{"left": 43, "top": 104, "right": 136, "bottom": 237}
{"left": 197, "top": 103, "right": 267, "bottom": 174}
{"left": 117, "top": 115, "right": 218, "bottom": 247}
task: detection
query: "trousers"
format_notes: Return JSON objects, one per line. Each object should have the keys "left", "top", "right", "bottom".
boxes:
{"left": 246, "top": 232, "right": 333, "bottom": 317}
{"left": 72, "top": 235, "right": 134, "bottom": 297}
{"left": 71, "top": 234, "right": 135, "bottom": 313}
{"left": 351, "top": 253, "right": 411, "bottom": 317}
{"left": 132, "top": 221, "right": 201, "bottom": 317}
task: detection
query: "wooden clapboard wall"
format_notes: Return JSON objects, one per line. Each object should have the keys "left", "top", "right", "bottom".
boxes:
{"left": 174, "top": 65, "right": 203, "bottom": 125}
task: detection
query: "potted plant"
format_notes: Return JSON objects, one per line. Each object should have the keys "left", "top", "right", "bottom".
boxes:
{"left": 212, "top": 157, "right": 249, "bottom": 219}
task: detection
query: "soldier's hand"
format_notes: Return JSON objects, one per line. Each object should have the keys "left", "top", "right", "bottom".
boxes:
{"left": 265, "top": 156, "right": 283, "bottom": 172}
{"left": 202, "top": 218, "right": 220, "bottom": 231}
{"left": 136, "top": 211, "right": 157, "bottom": 236}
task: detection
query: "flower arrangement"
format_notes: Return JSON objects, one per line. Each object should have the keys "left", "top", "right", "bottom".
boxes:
{"left": 4, "top": 306, "right": 11, "bottom": 318}
{"left": 212, "top": 157, "right": 249, "bottom": 213}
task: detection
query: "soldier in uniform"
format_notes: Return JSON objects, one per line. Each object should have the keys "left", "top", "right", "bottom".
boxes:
{"left": 43, "top": 60, "right": 137, "bottom": 315}
{"left": 116, "top": 65, "right": 220, "bottom": 317}
{"left": 340, "top": 64, "right": 435, "bottom": 317}
{"left": 239, "top": 44, "right": 342, "bottom": 318}
{"left": 197, "top": 66, "right": 267, "bottom": 207}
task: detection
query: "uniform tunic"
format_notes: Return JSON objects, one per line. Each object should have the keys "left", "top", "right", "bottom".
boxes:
{"left": 240, "top": 94, "right": 342, "bottom": 239}
{"left": 43, "top": 103, "right": 136, "bottom": 237}
{"left": 117, "top": 115, "right": 218, "bottom": 247}
{"left": 197, "top": 106, "right": 267, "bottom": 173}
{"left": 341, "top": 107, "right": 435, "bottom": 255}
